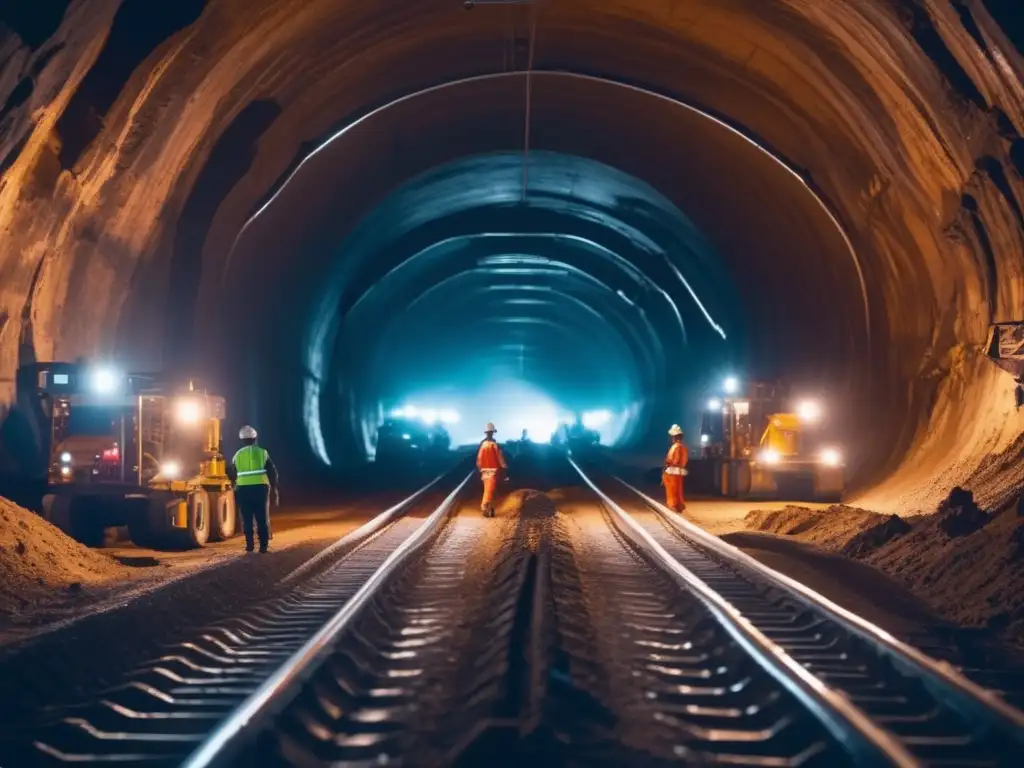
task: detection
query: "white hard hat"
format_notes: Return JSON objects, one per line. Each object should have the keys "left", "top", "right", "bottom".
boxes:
{"left": 484, "top": 422, "right": 497, "bottom": 433}
{"left": 668, "top": 424, "right": 683, "bottom": 436}
{"left": 239, "top": 425, "right": 257, "bottom": 440}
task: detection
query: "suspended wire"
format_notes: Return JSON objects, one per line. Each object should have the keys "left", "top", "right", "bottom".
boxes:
{"left": 521, "top": 3, "right": 537, "bottom": 202}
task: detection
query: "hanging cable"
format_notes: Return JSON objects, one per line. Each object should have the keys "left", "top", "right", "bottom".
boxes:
{"left": 521, "top": 2, "right": 537, "bottom": 202}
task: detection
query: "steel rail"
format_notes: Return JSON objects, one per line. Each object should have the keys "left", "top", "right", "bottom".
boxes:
{"left": 612, "top": 473, "right": 1024, "bottom": 745}
{"left": 180, "top": 472, "right": 473, "bottom": 768}
{"left": 569, "top": 457, "right": 919, "bottom": 767}
{"left": 278, "top": 466, "right": 455, "bottom": 585}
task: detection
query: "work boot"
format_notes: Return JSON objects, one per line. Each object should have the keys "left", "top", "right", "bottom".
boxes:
{"left": 259, "top": 546, "right": 269, "bottom": 554}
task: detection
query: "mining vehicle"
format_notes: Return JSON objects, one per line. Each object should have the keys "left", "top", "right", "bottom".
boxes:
{"left": 984, "top": 322, "right": 1024, "bottom": 407}
{"left": 375, "top": 418, "right": 450, "bottom": 464}
{"left": 698, "top": 380, "right": 844, "bottom": 501}
{"left": 17, "top": 361, "right": 236, "bottom": 548}
{"left": 566, "top": 416, "right": 600, "bottom": 449}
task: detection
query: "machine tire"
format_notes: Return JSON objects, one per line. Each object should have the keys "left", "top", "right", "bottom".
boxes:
{"left": 208, "top": 490, "right": 237, "bottom": 542}
{"left": 123, "top": 496, "right": 157, "bottom": 548}
{"left": 41, "top": 494, "right": 73, "bottom": 534}
{"left": 181, "top": 489, "right": 211, "bottom": 549}
{"left": 733, "top": 461, "right": 752, "bottom": 499}
{"left": 68, "top": 501, "right": 108, "bottom": 548}
{"left": 141, "top": 493, "right": 178, "bottom": 549}
{"left": 127, "top": 517, "right": 158, "bottom": 549}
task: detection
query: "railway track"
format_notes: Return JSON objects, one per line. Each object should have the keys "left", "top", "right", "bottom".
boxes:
{"left": 4, "top": 454, "right": 1023, "bottom": 766}
{"left": 0, "top": 471, "right": 475, "bottom": 767}
{"left": 569, "top": 459, "right": 1024, "bottom": 766}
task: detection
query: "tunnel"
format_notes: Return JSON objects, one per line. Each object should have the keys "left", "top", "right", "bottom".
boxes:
{"left": 1, "top": 0, "right": 1023, "bottom": 511}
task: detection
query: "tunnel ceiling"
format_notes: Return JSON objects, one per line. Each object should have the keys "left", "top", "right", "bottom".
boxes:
{"left": 1, "top": 0, "right": 1023, "bottom": 506}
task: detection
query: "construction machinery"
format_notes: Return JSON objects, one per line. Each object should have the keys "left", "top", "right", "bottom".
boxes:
{"left": 375, "top": 417, "right": 451, "bottom": 465}
{"left": 984, "top": 322, "right": 1024, "bottom": 407}
{"left": 698, "top": 379, "right": 844, "bottom": 501}
{"left": 16, "top": 361, "right": 236, "bottom": 548}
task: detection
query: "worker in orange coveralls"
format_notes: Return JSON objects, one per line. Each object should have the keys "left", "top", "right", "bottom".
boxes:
{"left": 476, "top": 422, "right": 508, "bottom": 518}
{"left": 662, "top": 424, "right": 689, "bottom": 513}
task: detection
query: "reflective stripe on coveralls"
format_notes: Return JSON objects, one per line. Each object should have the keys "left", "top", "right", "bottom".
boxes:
{"left": 233, "top": 445, "right": 269, "bottom": 486}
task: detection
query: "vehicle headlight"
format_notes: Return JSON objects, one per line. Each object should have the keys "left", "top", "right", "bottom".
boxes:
{"left": 89, "top": 366, "right": 121, "bottom": 394}
{"left": 60, "top": 465, "right": 72, "bottom": 477}
{"left": 797, "top": 399, "right": 822, "bottom": 423}
{"left": 759, "top": 448, "right": 781, "bottom": 465}
{"left": 819, "top": 448, "right": 842, "bottom": 467}
{"left": 161, "top": 460, "right": 181, "bottom": 479}
{"left": 700, "top": 434, "right": 709, "bottom": 444}
{"left": 174, "top": 397, "right": 202, "bottom": 425}
{"left": 60, "top": 452, "right": 72, "bottom": 464}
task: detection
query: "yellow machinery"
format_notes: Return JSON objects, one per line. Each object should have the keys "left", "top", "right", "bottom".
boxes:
{"left": 699, "top": 379, "right": 844, "bottom": 501}
{"left": 20, "top": 362, "right": 236, "bottom": 548}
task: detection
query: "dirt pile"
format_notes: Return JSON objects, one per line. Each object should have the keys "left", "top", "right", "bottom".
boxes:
{"left": 742, "top": 489, "right": 1024, "bottom": 646}
{"left": 743, "top": 505, "right": 905, "bottom": 555}
{"left": 841, "top": 515, "right": 912, "bottom": 559}
{"left": 0, "top": 496, "right": 131, "bottom": 615}
{"left": 866, "top": 492, "right": 1024, "bottom": 643}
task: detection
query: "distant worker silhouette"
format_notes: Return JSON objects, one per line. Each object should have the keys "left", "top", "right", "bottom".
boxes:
{"left": 662, "top": 424, "right": 689, "bottom": 513}
{"left": 228, "top": 425, "right": 279, "bottom": 553}
{"left": 476, "top": 422, "right": 508, "bottom": 518}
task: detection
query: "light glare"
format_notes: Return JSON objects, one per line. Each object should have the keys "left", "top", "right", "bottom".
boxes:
{"left": 90, "top": 367, "right": 120, "bottom": 394}
{"left": 820, "top": 447, "right": 842, "bottom": 467}
{"left": 797, "top": 399, "right": 822, "bottom": 423}
{"left": 161, "top": 460, "right": 181, "bottom": 479}
{"left": 175, "top": 398, "right": 202, "bottom": 425}
{"left": 759, "top": 448, "right": 781, "bottom": 465}
{"left": 723, "top": 376, "right": 739, "bottom": 394}
{"left": 707, "top": 398, "right": 721, "bottom": 410}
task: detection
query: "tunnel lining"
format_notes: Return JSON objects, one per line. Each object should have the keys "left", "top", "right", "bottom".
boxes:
{"left": 210, "top": 71, "right": 878, "bottom": 475}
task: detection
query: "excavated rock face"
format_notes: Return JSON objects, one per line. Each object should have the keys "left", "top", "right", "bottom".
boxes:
{"left": 0, "top": 1, "right": 1021, "bottom": 507}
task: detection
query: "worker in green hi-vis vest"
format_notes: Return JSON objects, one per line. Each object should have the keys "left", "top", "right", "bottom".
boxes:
{"left": 227, "top": 425, "right": 279, "bottom": 553}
